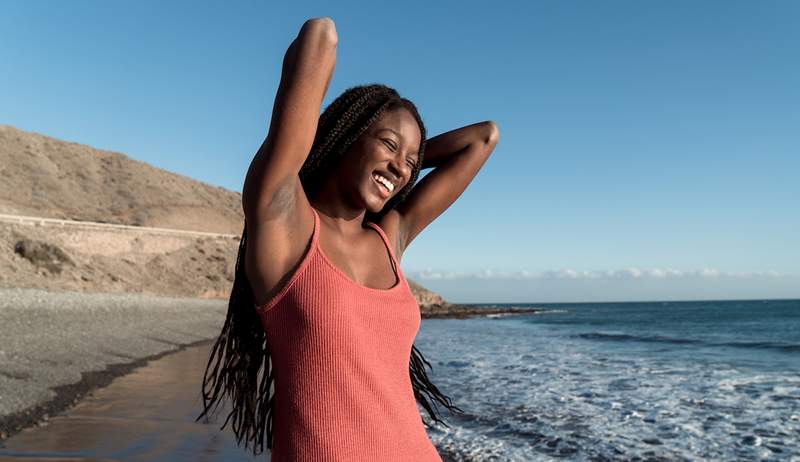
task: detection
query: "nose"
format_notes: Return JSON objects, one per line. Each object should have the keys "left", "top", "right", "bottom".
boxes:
{"left": 387, "top": 157, "right": 409, "bottom": 184}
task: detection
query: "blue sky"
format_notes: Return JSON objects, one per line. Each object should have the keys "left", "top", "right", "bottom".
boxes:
{"left": 1, "top": 1, "right": 798, "bottom": 303}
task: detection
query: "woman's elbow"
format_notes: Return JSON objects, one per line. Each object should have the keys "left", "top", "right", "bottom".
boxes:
{"left": 483, "top": 121, "right": 500, "bottom": 145}
{"left": 301, "top": 17, "right": 338, "bottom": 46}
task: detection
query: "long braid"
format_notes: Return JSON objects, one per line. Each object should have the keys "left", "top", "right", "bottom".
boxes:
{"left": 197, "top": 83, "right": 463, "bottom": 456}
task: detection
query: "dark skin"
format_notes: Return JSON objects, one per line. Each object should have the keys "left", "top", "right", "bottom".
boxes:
{"left": 242, "top": 17, "right": 499, "bottom": 306}
{"left": 308, "top": 108, "right": 421, "bottom": 290}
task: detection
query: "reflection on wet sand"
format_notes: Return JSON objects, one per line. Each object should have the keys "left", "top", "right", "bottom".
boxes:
{"left": 0, "top": 341, "right": 265, "bottom": 461}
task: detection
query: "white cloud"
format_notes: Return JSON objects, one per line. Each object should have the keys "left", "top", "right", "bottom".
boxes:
{"left": 409, "top": 267, "right": 788, "bottom": 281}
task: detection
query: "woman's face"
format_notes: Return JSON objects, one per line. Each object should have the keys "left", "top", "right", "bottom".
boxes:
{"left": 335, "top": 108, "right": 421, "bottom": 212}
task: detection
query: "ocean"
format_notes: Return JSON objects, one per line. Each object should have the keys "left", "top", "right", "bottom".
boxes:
{"left": 416, "top": 299, "right": 800, "bottom": 461}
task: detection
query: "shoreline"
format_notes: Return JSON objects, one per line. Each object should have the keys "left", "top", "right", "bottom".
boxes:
{"left": 0, "top": 287, "right": 229, "bottom": 443}
{"left": 422, "top": 303, "right": 539, "bottom": 319}
{"left": 0, "top": 337, "right": 215, "bottom": 441}
{"left": 0, "top": 287, "right": 535, "bottom": 443}
{"left": 0, "top": 340, "right": 460, "bottom": 460}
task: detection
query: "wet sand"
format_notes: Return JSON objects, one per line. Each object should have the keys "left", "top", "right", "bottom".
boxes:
{"left": 0, "top": 340, "right": 454, "bottom": 462}
{"left": 0, "top": 288, "right": 228, "bottom": 438}
{"left": 0, "top": 288, "right": 501, "bottom": 460}
{"left": 0, "top": 340, "right": 265, "bottom": 461}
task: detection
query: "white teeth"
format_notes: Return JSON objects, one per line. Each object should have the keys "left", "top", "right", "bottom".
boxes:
{"left": 373, "top": 174, "right": 394, "bottom": 192}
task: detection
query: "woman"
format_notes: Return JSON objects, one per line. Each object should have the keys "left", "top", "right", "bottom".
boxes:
{"left": 197, "top": 17, "right": 499, "bottom": 461}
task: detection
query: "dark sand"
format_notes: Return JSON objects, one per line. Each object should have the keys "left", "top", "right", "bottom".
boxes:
{"left": 0, "top": 340, "right": 264, "bottom": 461}
{"left": 0, "top": 340, "right": 457, "bottom": 462}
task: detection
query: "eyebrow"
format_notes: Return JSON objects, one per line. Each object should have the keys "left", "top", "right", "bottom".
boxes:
{"left": 377, "top": 128, "right": 419, "bottom": 159}
{"left": 378, "top": 128, "right": 403, "bottom": 140}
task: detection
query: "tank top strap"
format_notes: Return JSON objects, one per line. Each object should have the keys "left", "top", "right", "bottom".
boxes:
{"left": 364, "top": 220, "right": 401, "bottom": 274}
{"left": 310, "top": 206, "right": 320, "bottom": 235}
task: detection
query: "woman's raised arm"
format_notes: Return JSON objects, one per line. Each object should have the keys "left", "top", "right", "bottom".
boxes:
{"left": 242, "top": 17, "right": 337, "bottom": 221}
{"left": 395, "top": 121, "right": 499, "bottom": 251}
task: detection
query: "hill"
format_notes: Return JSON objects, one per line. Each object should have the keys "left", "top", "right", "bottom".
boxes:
{"left": 0, "top": 124, "right": 243, "bottom": 234}
{"left": 0, "top": 124, "right": 454, "bottom": 309}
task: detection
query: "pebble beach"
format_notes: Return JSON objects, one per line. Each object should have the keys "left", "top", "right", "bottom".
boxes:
{"left": 0, "top": 287, "right": 228, "bottom": 439}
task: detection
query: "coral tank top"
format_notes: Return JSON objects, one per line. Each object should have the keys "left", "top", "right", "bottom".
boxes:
{"left": 254, "top": 206, "right": 443, "bottom": 462}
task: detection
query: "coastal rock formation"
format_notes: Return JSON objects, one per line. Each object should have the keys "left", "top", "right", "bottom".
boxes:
{"left": 407, "top": 278, "right": 450, "bottom": 307}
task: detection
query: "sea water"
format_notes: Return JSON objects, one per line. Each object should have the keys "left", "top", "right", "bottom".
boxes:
{"left": 416, "top": 299, "right": 800, "bottom": 461}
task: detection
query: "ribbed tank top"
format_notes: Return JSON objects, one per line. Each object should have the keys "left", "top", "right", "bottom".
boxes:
{"left": 254, "top": 207, "right": 443, "bottom": 462}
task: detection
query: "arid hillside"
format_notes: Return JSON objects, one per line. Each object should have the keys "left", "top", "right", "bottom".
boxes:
{"left": 0, "top": 124, "right": 454, "bottom": 309}
{"left": 0, "top": 124, "right": 243, "bottom": 234}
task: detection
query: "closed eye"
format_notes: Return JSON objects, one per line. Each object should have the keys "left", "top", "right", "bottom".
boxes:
{"left": 384, "top": 138, "right": 416, "bottom": 169}
{"left": 382, "top": 139, "right": 397, "bottom": 151}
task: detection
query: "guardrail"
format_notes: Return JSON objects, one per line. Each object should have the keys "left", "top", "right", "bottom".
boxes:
{"left": 0, "top": 213, "right": 241, "bottom": 239}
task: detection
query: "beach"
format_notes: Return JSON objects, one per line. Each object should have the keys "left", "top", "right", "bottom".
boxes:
{"left": 0, "top": 340, "right": 267, "bottom": 461}
{"left": 0, "top": 287, "right": 228, "bottom": 439}
{"left": 3, "top": 286, "right": 797, "bottom": 460}
{"left": 2, "top": 2, "right": 797, "bottom": 458}
{"left": 0, "top": 336, "right": 459, "bottom": 462}
{"left": 0, "top": 286, "right": 521, "bottom": 460}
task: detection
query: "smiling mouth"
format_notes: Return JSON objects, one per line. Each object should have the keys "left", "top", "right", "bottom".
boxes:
{"left": 372, "top": 174, "right": 392, "bottom": 199}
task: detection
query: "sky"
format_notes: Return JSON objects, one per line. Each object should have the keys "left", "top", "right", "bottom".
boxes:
{"left": 1, "top": 1, "right": 798, "bottom": 303}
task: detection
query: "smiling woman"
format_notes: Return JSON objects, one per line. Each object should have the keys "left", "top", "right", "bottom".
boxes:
{"left": 197, "top": 15, "right": 498, "bottom": 462}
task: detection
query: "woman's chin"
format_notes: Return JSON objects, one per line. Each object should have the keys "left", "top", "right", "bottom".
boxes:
{"left": 363, "top": 186, "right": 388, "bottom": 211}
{"left": 366, "top": 199, "right": 386, "bottom": 213}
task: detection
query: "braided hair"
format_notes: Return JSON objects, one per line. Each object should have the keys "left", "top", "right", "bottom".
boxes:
{"left": 196, "top": 83, "right": 465, "bottom": 456}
